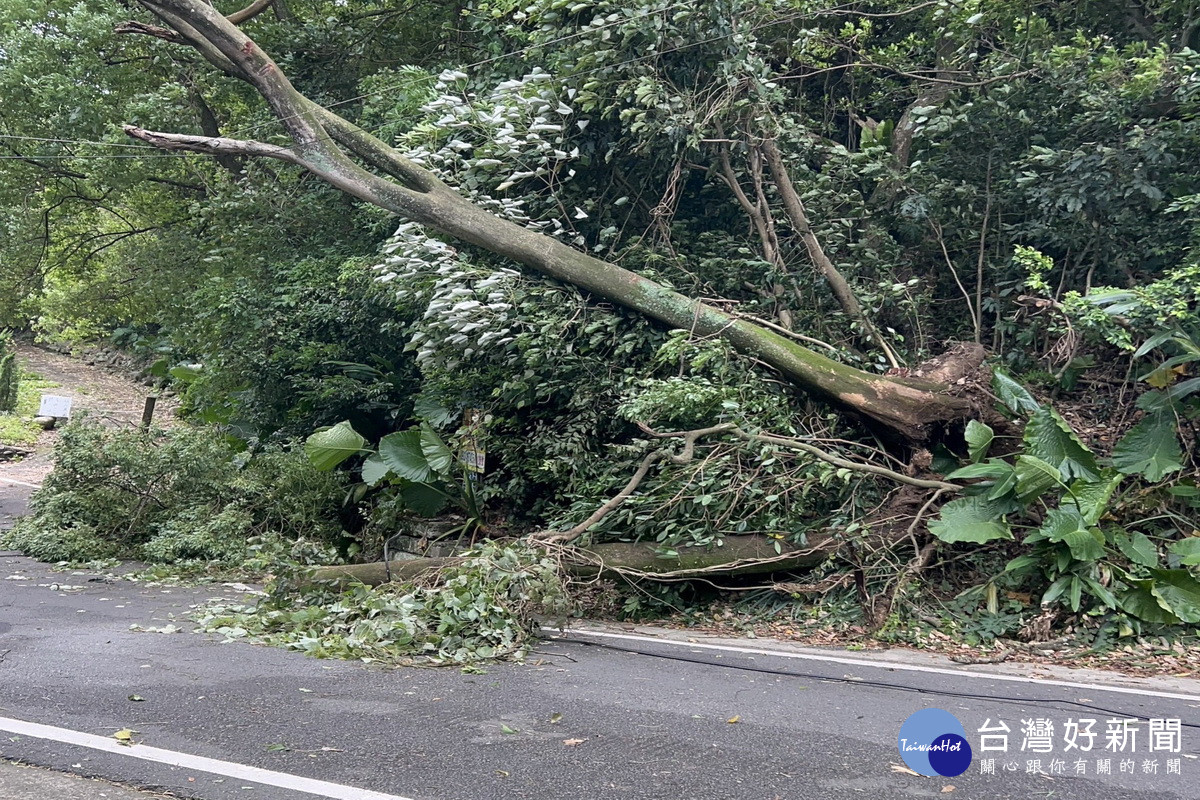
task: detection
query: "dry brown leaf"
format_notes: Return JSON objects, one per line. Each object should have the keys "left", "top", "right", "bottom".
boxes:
{"left": 563, "top": 738, "right": 586, "bottom": 747}
{"left": 941, "top": 786, "right": 956, "bottom": 793}
{"left": 726, "top": 715, "right": 741, "bottom": 724}
{"left": 889, "top": 764, "right": 921, "bottom": 777}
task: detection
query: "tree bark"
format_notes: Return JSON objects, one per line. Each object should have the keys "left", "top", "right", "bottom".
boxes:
{"left": 760, "top": 138, "right": 900, "bottom": 368}
{"left": 120, "top": 0, "right": 982, "bottom": 441}
{"left": 306, "top": 535, "right": 840, "bottom": 588}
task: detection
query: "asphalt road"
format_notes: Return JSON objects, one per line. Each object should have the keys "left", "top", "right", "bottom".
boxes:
{"left": 2, "top": 480, "right": 1199, "bottom": 799}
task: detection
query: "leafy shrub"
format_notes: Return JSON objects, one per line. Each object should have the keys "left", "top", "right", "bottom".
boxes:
{"left": 932, "top": 370, "right": 1200, "bottom": 626}
{"left": 3, "top": 421, "right": 347, "bottom": 567}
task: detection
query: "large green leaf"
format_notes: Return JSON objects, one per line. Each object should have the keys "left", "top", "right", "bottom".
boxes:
{"left": 1118, "top": 581, "right": 1181, "bottom": 624}
{"left": 398, "top": 480, "right": 450, "bottom": 517}
{"left": 377, "top": 429, "right": 433, "bottom": 482}
{"left": 1014, "top": 454, "right": 1062, "bottom": 502}
{"left": 929, "top": 495, "right": 1014, "bottom": 544}
{"left": 964, "top": 420, "right": 994, "bottom": 464}
{"left": 1034, "top": 507, "right": 1105, "bottom": 560}
{"left": 1112, "top": 529, "right": 1159, "bottom": 568}
{"left": 987, "top": 467, "right": 1019, "bottom": 501}
{"left": 360, "top": 453, "right": 391, "bottom": 487}
{"left": 419, "top": 423, "right": 456, "bottom": 479}
{"left": 945, "top": 462, "right": 1012, "bottom": 481}
{"left": 305, "top": 421, "right": 367, "bottom": 471}
{"left": 1038, "top": 507, "right": 1088, "bottom": 542}
{"left": 1168, "top": 537, "right": 1200, "bottom": 566}
{"left": 1111, "top": 411, "right": 1183, "bottom": 482}
{"left": 993, "top": 369, "right": 1041, "bottom": 416}
{"left": 1061, "top": 470, "right": 1123, "bottom": 525}
{"left": 1023, "top": 407, "right": 1100, "bottom": 481}
{"left": 412, "top": 394, "right": 459, "bottom": 428}
{"left": 1061, "top": 529, "right": 1106, "bottom": 561}
{"left": 1147, "top": 569, "right": 1200, "bottom": 623}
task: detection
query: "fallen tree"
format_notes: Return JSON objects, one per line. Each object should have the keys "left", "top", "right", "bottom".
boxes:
{"left": 307, "top": 534, "right": 843, "bottom": 588}
{"left": 116, "top": 0, "right": 988, "bottom": 443}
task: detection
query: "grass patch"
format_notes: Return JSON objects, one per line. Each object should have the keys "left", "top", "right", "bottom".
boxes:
{"left": 0, "top": 365, "right": 57, "bottom": 447}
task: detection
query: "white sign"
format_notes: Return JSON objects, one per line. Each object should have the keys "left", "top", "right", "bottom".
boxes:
{"left": 38, "top": 395, "right": 73, "bottom": 418}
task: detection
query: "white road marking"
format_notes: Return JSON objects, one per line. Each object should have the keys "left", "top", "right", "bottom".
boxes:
{"left": 548, "top": 627, "right": 1200, "bottom": 704}
{"left": 0, "top": 478, "right": 41, "bottom": 489}
{"left": 0, "top": 716, "right": 415, "bottom": 800}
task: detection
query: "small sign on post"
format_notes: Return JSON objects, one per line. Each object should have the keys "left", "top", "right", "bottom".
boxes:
{"left": 38, "top": 395, "right": 73, "bottom": 419}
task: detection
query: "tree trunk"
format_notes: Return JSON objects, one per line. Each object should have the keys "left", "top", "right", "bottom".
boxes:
{"left": 119, "top": 0, "right": 982, "bottom": 441}
{"left": 305, "top": 535, "right": 840, "bottom": 588}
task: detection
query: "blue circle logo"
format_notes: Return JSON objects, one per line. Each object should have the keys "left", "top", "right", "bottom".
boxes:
{"left": 897, "top": 709, "right": 972, "bottom": 776}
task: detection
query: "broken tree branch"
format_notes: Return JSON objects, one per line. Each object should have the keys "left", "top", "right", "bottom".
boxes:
{"left": 532, "top": 422, "right": 959, "bottom": 546}
{"left": 760, "top": 138, "right": 901, "bottom": 369}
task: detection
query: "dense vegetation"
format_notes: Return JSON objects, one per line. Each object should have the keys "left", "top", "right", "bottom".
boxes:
{"left": 2, "top": 0, "right": 1198, "bottom": 657}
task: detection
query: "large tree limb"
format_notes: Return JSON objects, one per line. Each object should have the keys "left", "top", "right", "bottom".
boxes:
{"left": 118, "top": 0, "right": 981, "bottom": 441}
{"left": 123, "top": 127, "right": 298, "bottom": 164}
{"left": 306, "top": 535, "right": 840, "bottom": 588}
{"left": 760, "top": 138, "right": 900, "bottom": 368}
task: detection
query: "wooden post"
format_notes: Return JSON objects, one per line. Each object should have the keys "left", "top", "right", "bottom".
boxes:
{"left": 140, "top": 396, "right": 157, "bottom": 429}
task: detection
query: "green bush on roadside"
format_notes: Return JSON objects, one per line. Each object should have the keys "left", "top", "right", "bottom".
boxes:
{"left": 2, "top": 420, "right": 348, "bottom": 567}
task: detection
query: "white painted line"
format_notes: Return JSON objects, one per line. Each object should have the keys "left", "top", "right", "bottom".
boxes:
{"left": 547, "top": 627, "right": 1200, "bottom": 704}
{"left": 0, "top": 478, "right": 41, "bottom": 489}
{"left": 0, "top": 716, "right": 415, "bottom": 800}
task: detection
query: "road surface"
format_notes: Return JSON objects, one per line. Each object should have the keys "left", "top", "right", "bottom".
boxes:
{"left": 1, "top": 480, "right": 1198, "bottom": 799}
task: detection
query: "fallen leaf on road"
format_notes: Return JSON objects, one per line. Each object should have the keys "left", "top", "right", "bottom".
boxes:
{"left": 129, "top": 624, "right": 180, "bottom": 634}
{"left": 265, "top": 743, "right": 290, "bottom": 752}
{"left": 942, "top": 786, "right": 956, "bottom": 793}
{"left": 127, "top": 695, "right": 145, "bottom": 702}
{"left": 727, "top": 715, "right": 741, "bottom": 724}
{"left": 889, "top": 764, "right": 920, "bottom": 776}
{"left": 499, "top": 724, "right": 518, "bottom": 734}
{"left": 549, "top": 712, "right": 563, "bottom": 724}
{"left": 563, "top": 738, "right": 586, "bottom": 746}
{"left": 113, "top": 729, "right": 136, "bottom": 745}
{"left": 495, "top": 770, "right": 509, "bottom": 777}
{"left": 298, "top": 688, "right": 314, "bottom": 693}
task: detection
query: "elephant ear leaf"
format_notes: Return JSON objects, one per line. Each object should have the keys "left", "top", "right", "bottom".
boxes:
{"left": 992, "top": 369, "right": 1040, "bottom": 416}
{"left": 360, "top": 453, "right": 391, "bottom": 486}
{"left": 1112, "top": 411, "right": 1183, "bottom": 482}
{"left": 1023, "top": 407, "right": 1100, "bottom": 481}
{"left": 305, "top": 421, "right": 366, "bottom": 471}
{"left": 964, "top": 420, "right": 994, "bottom": 464}
{"left": 378, "top": 429, "right": 433, "bottom": 482}
{"left": 419, "top": 423, "right": 456, "bottom": 479}
{"left": 929, "top": 495, "right": 1013, "bottom": 544}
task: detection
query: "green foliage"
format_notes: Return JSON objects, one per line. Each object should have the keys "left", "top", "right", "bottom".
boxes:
{"left": 935, "top": 374, "right": 1200, "bottom": 625}
{"left": 0, "top": 364, "right": 54, "bottom": 447}
{"left": 305, "top": 421, "right": 367, "bottom": 471}
{"left": 3, "top": 0, "right": 1200, "bottom": 650}
{"left": 928, "top": 495, "right": 1014, "bottom": 545}
{"left": 195, "top": 542, "right": 570, "bottom": 665}
{"left": 1111, "top": 411, "right": 1184, "bottom": 482}
{"left": 308, "top": 419, "right": 484, "bottom": 537}
{"left": 2, "top": 421, "right": 347, "bottom": 567}
{"left": 0, "top": 331, "right": 21, "bottom": 413}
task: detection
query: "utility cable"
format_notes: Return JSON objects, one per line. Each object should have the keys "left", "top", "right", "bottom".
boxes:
{"left": 541, "top": 634, "right": 1200, "bottom": 730}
